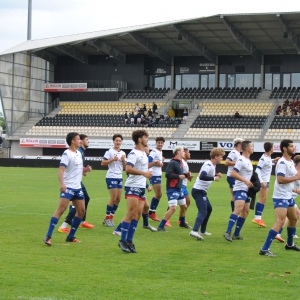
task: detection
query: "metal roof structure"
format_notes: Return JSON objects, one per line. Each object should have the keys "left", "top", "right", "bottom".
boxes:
{"left": 1, "top": 12, "right": 300, "bottom": 65}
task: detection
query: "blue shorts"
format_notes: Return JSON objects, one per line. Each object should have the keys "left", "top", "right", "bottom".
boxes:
{"left": 150, "top": 176, "right": 162, "bottom": 185}
{"left": 227, "top": 176, "right": 235, "bottom": 189}
{"left": 167, "top": 188, "right": 186, "bottom": 206}
{"left": 124, "top": 186, "right": 146, "bottom": 201}
{"left": 273, "top": 198, "right": 295, "bottom": 209}
{"left": 181, "top": 185, "right": 189, "bottom": 196}
{"left": 233, "top": 190, "right": 250, "bottom": 203}
{"left": 60, "top": 188, "right": 85, "bottom": 200}
{"left": 106, "top": 178, "right": 123, "bottom": 189}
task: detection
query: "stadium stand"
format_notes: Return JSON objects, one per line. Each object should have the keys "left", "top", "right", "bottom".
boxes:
{"left": 269, "top": 87, "right": 300, "bottom": 100}
{"left": 123, "top": 88, "right": 169, "bottom": 99}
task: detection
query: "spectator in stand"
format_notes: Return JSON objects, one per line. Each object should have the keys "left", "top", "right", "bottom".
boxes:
{"left": 182, "top": 109, "right": 188, "bottom": 124}
{"left": 130, "top": 111, "right": 135, "bottom": 125}
{"left": 152, "top": 102, "right": 158, "bottom": 114}
{"left": 148, "top": 108, "right": 153, "bottom": 120}
{"left": 136, "top": 111, "right": 142, "bottom": 125}
{"left": 143, "top": 104, "right": 147, "bottom": 112}
{"left": 135, "top": 103, "right": 140, "bottom": 112}
{"left": 124, "top": 111, "right": 128, "bottom": 124}
{"left": 234, "top": 111, "right": 243, "bottom": 118}
{"left": 276, "top": 105, "right": 282, "bottom": 115}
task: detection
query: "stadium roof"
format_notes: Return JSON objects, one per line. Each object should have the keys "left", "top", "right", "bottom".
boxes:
{"left": 1, "top": 12, "right": 300, "bottom": 65}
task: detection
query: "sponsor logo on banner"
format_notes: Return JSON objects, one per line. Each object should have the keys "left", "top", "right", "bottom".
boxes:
{"left": 218, "top": 142, "right": 235, "bottom": 150}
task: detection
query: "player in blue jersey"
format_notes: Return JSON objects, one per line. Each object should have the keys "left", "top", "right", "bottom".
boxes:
{"left": 259, "top": 140, "right": 300, "bottom": 256}
{"left": 43, "top": 132, "right": 91, "bottom": 246}
{"left": 223, "top": 141, "right": 254, "bottom": 242}
{"left": 58, "top": 134, "right": 93, "bottom": 233}
{"left": 189, "top": 147, "right": 225, "bottom": 241}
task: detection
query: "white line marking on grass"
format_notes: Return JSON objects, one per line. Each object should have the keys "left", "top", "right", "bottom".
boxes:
{"left": 0, "top": 206, "right": 16, "bottom": 209}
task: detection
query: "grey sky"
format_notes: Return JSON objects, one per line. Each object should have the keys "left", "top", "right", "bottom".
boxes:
{"left": 1, "top": 0, "right": 299, "bottom": 53}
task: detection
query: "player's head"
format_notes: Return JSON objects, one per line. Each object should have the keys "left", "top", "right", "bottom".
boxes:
{"left": 233, "top": 138, "right": 244, "bottom": 148}
{"left": 264, "top": 142, "right": 273, "bottom": 153}
{"left": 132, "top": 129, "right": 148, "bottom": 145}
{"left": 113, "top": 134, "right": 123, "bottom": 141}
{"left": 173, "top": 146, "right": 185, "bottom": 160}
{"left": 294, "top": 155, "right": 300, "bottom": 167}
{"left": 80, "top": 134, "right": 89, "bottom": 149}
{"left": 66, "top": 132, "right": 79, "bottom": 146}
{"left": 184, "top": 147, "right": 191, "bottom": 159}
{"left": 210, "top": 147, "right": 225, "bottom": 159}
{"left": 280, "top": 139, "right": 294, "bottom": 155}
{"left": 241, "top": 140, "right": 253, "bottom": 152}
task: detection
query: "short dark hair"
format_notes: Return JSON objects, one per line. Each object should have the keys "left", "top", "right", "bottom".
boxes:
{"left": 183, "top": 147, "right": 189, "bottom": 152}
{"left": 264, "top": 142, "right": 273, "bottom": 152}
{"left": 80, "top": 134, "right": 88, "bottom": 141}
{"left": 132, "top": 130, "right": 148, "bottom": 144}
{"left": 280, "top": 139, "right": 293, "bottom": 153}
{"left": 66, "top": 132, "right": 79, "bottom": 146}
{"left": 113, "top": 134, "right": 123, "bottom": 141}
{"left": 156, "top": 137, "right": 165, "bottom": 143}
{"left": 241, "top": 141, "right": 252, "bottom": 151}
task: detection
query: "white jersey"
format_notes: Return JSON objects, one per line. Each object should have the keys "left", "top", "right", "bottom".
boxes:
{"left": 60, "top": 149, "right": 83, "bottom": 189}
{"left": 193, "top": 160, "right": 215, "bottom": 192}
{"left": 148, "top": 148, "right": 163, "bottom": 176}
{"left": 103, "top": 148, "right": 126, "bottom": 178}
{"left": 226, "top": 149, "right": 241, "bottom": 176}
{"left": 273, "top": 157, "right": 296, "bottom": 200}
{"left": 233, "top": 155, "right": 253, "bottom": 192}
{"left": 292, "top": 166, "right": 300, "bottom": 199}
{"left": 182, "top": 160, "right": 189, "bottom": 186}
{"left": 255, "top": 153, "right": 272, "bottom": 183}
{"left": 125, "top": 148, "right": 148, "bottom": 188}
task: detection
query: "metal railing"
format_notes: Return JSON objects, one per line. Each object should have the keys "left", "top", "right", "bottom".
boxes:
{"left": 259, "top": 98, "right": 279, "bottom": 139}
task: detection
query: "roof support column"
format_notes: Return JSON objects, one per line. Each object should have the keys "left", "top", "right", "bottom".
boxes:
{"left": 215, "top": 64, "right": 219, "bottom": 88}
{"left": 171, "top": 58, "right": 175, "bottom": 90}
{"left": 261, "top": 55, "right": 264, "bottom": 89}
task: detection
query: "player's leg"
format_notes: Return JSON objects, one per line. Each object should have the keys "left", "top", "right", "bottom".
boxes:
{"left": 149, "top": 181, "right": 162, "bottom": 221}
{"left": 200, "top": 199, "right": 212, "bottom": 236}
{"left": 233, "top": 201, "right": 250, "bottom": 239}
{"left": 285, "top": 204, "right": 300, "bottom": 249}
{"left": 142, "top": 198, "right": 157, "bottom": 231}
{"left": 44, "top": 197, "right": 70, "bottom": 245}
{"left": 253, "top": 185, "right": 268, "bottom": 228}
{"left": 80, "top": 184, "right": 93, "bottom": 228}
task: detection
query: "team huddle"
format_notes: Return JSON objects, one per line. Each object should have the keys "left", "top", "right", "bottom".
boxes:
{"left": 43, "top": 131, "right": 300, "bottom": 257}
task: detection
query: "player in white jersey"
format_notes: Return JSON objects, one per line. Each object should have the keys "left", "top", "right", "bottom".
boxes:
{"left": 252, "top": 142, "right": 280, "bottom": 228}
{"left": 260, "top": 140, "right": 300, "bottom": 256}
{"left": 43, "top": 132, "right": 90, "bottom": 246}
{"left": 225, "top": 138, "right": 244, "bottom": 212}
{"left": 223, "top": 141, "right": 254, "bottom": 242}
{"left": 189, "top": 148, "right": 225, "bottom": 241}
{"left": 148, "top": 137, "right": 165, "bottom": 222}
{"left": 101, "top": 134, "right": 126, "bottom": 227}
{"left": 118, "top": 130, "right": 152, "bottom": 253}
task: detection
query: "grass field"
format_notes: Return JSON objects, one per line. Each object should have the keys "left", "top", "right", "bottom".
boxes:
{"left": 1, "top": 166, "right": 300, "bottom": 300}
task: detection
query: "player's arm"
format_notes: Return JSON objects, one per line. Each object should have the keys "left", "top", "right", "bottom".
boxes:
{"left": 231, "top": 169, "right": 253, "bottom": 187}
{"left": 126, "top": 164, "right": 152, "bottom": 178}
{"left": 58, "top": 165, "right": 67, "bottom": 192}
{"left": 225, "top": 158, "right": 235, "bottom": 166}
{"left": 277, "top": 172, "right": 300, "bottom": 184}
{"left": 165, "top": 161, "right": 179, "bottom": 179}
{"left": 101, "top": 155, "right": 118, "bottom": 166}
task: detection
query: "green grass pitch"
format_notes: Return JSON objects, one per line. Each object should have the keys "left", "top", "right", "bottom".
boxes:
{"left": 1, "top": 166, "right": 300, "bottom": 299}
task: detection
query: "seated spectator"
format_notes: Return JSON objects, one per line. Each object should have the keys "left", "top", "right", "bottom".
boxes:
{"left": 234, "top": 111, "right": 242, "bottom": 118}
{"left": 135, "top": 103, "right": 140, "bottom": 112}
{"left": 147, "top": 108, "right": 153, "bottom": 119}
{"left": 136, "top": 112, "right": 142, "bottom": 124}
{"left": 130, "top": 111, "right": 135, "bottom": 124}
{"left": 124, "top": 111, "right": 128, "bottom": 124}
{"left": 284, "top": 98, "right": 290, "bottom": 107}
{"left": 182, "top": 109, "right": 188, "bottom": 124}
{"left": 275, "top": 105, "right": 282, "bottom": 115}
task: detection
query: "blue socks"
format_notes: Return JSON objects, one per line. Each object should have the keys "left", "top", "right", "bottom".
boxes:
{"left": 158, "top": 219, "right": 167, "bottom": 228}
{"left": 262, "top": 229, "right": 277, "bottom": 250}
{"left": 234, "top": 217, "right": 245, "bottom": 236}
{"left": 150, "top": 197, "right": 159, "bottom": 212}
{"left": 142, "top": 213, "right": 149, "bottom": 226}
{"left": 106, "top": 205, "right": 113, "bottom": 216}
{"left": 111, "top": 204, "right": 118, "bottom": 215}
{"left": 46, "top": 216, "right": 58, "bottom": 237}
{"left": 179, "top": 216, "right": 186, "bottom": 225}
{"left": 127, "top": 219, "right": 138, "bottom": 243}
{"left": 68, "top": 216, "right": 82, "bottom": 238}
{"left": 255, "top": 202, "right": 265, "bottom": 216}
{"left": 226, "top": 214, "right": 238, "bottom": 233}
{"left": 287, "top": 227, "right": 296, "bottom": 246}
{"left": 120, "top": 221, "right": 130, "bottom": 242}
